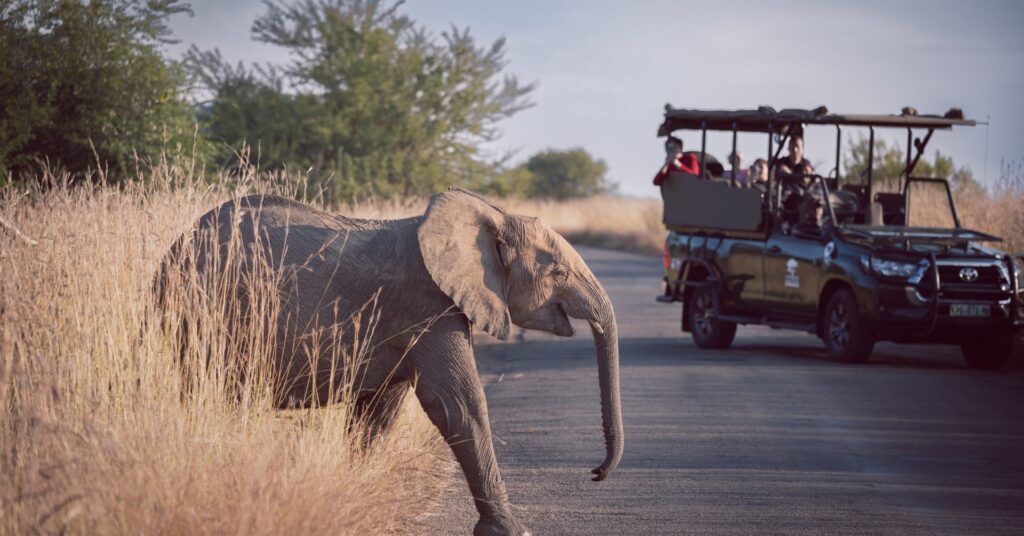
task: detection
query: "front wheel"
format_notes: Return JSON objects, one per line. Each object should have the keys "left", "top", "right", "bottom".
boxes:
{"left": 688, "top": 285, "right": 736, "bottom": 349}
{"left": 961, "top": 338, "right": 1013, "bottom": 370}
{"left": 822, "top": 289, "right": 874, "bottom": 363}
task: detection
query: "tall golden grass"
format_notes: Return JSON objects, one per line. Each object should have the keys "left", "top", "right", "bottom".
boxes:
{"left": 0, "top": 162, "right": 449, "bottom": 535}
{"left": 908, "top": 180, "right": 1024, "bottom": 254}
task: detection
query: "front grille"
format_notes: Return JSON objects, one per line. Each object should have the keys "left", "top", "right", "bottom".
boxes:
{"left": 934, "top": 263, "right": 1009, "bottom": 300}
{"left": 938, "top": 265, "right": 1003, "bottom": 286}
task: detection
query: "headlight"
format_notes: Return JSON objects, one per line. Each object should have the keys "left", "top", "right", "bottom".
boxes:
{"left": 864, "top": 255, "right": 928, "bottom": 280}
{"left": 1013, "top": 257, "right": 1024, "bottom": 289}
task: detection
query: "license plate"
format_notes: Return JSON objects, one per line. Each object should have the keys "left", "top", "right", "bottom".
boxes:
{"left": 949, "top": 303, "right": 990, "bottom": 317}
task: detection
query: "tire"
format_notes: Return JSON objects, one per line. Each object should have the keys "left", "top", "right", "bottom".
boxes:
{"left": 961, "top": 338, "right": 1012, "bottom": 370}
{"left": 688, "top": 285, "right": 737, "bottom": 349}
{"left": 822, "top": 289, "right": 874, "bottom": 363}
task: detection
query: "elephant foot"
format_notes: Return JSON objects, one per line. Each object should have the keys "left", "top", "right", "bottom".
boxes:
{"left": 473, "top": 515, "right": 530, "bottom": 536}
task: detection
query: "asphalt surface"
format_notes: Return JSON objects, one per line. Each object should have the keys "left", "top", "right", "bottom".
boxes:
{"left": 425, "top": 247, "right": 1024, "bottom": 535}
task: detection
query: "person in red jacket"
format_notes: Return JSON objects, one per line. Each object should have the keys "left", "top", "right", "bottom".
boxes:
{"left": 653, "top": 135, "right": 700, "bottom": 185}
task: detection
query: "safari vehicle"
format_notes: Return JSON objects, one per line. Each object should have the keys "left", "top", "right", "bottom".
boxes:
{"left": 655, "top": 106, "right": 1024, "bottom": 369}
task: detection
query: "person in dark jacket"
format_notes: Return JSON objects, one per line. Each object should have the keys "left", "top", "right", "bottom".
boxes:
{"left": 774, "top": 134, "right": 814, "bottom": 175}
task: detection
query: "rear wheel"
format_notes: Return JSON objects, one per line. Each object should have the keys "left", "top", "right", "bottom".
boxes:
{"left": 961, "top": 338, "right": 1012, "bottom": 370}
{"left": 823, "top": 289, "right": 874, "bottom": 363}
{"left": 688, "top": 285, "right": 736, "bottom": 349}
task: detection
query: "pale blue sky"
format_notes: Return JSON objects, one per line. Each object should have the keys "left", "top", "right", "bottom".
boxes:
{"left": 167, "top": 0, "right": 1024, "bottom": 197}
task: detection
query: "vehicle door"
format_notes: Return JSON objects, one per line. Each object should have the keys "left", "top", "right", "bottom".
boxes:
{"left": 762, "top": 183, "right": 830, "bottom": 317}
{"left": 763, "top": 232, "right": 827, "bottom": 316}
{"left": 717, "top": 237, "right": 768, "bottom": 313}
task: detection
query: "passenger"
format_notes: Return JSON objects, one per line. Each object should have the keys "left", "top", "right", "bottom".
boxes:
{"left": 749, "top": 158, "right": 768, "bottom": 191}
{"left": 792, "top": 196, "right": 826, "bottom": 237}
{"left": 774, "top": 135, "right": 815, "bottom": 175}
{"left": 653, "top": 135, "right": 701, "bottom": 186}
{"left": 722, "top": 151, "right": 749, "bottom": 186}
{"left": 777, "top": 140, "right": 819, "bottom": 216}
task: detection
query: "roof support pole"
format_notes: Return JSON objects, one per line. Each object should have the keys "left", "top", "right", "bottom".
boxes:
{"left": 834, "top": 125, "right": 842, "bottom": 183}
{"left": 730, "top": 122, "right": 738, "bottom": 187}
{"left": 767, "top": 123, "right": 774, "bottom": 204}
{"left": 700, "top": 121, "right": 707, "bottom": 179}
{"left": 867, "top": 126, "right": 875, "bottom": 209}
{"left": 906, "top": 128, "right": 935, "bottom": 183}
{"left": 905, "top": 128, "right": 913, "bottom": 177}
{"left": 771, "top": 124, "right": 792, "bottom": 167}
{"left": 904, "top": 128, "right": 913, "bottom": 219}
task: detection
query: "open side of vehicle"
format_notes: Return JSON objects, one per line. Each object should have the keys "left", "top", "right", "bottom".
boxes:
{"left": 656, "top": 106, "right": 1024, "bottom": 369}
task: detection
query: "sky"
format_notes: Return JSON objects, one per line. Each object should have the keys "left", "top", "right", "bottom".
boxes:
{"left": 166, "top": 0, "right": 1024, "bottom": 198}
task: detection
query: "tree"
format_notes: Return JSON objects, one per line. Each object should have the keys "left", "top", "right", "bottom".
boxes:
{"left": 0, "top": 0, "right": 199, "bottom": 181}
{"left": 843, "top": 136, "right": 981, "bottom": 194}
{"left": 187, "top": 0, "right": 534, "bottom": 201}
{"left": 511, "top": 148, "right": 614, "bottom": 200}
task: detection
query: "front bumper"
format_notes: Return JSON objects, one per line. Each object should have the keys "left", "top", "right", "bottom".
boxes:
{"left": 867, "top": 283, "right": 1021, "bottom": 343}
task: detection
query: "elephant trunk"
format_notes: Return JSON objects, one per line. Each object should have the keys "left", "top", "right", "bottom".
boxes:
{"left": 588, "top": 306, "right": 623, "bottom": 482}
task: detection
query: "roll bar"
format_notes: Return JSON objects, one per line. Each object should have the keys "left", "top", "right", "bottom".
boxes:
{"left": 659, "top": 106, "right": 977, "bottom": 229}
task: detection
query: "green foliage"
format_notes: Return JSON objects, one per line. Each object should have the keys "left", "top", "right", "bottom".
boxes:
{"left": 499, "top": 147, "right": 614, "bottom": 200}
{"left": 188, "top": 0, "right": 534, "bottom": 201}
{"left": 0, "top": 0, "right": 201, "bottom": 181}
{"left": 483, "top": 164, "right": 535, "bottom": 198}
{"left": 843, "top": 136, "right": 982, "bottom": 194}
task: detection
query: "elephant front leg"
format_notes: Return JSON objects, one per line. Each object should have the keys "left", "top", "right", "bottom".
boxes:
{"left": 414, "top": 352, "right": 528, "bottom": 536}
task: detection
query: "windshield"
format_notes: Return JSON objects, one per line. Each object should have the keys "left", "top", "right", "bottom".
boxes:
{"left": 904, "top": 177, "right": 960, "bottom": 228}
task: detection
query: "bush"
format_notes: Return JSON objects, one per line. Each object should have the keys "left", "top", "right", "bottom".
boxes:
{"left": 0, "top": 1, "right": 202, "bottom": 181}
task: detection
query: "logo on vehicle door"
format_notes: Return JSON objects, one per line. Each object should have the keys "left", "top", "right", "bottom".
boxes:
{"left": 785, "top": 258, "right": 800, "bottom": 288}
{"left": 958, "top": 267, "right": 979, "bottom": 282}
{"left": 823, "top": 241, "right": 835, "bottom": 266}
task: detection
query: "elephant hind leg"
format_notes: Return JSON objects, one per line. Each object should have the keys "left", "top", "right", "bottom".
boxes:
{"left": 353, "top": 381, "right": 410, "bottom": 447}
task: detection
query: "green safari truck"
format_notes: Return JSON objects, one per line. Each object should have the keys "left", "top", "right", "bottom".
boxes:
{"left": 656, "top": 106, "right": 1023, "bottom": 369}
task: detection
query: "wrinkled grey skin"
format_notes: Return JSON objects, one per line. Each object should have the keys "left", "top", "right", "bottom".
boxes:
{"left": 160, "top": 189, "right": 623, "bottom": 536}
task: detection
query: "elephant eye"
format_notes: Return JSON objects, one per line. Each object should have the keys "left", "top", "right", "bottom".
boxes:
{"left": 552, "top": 266, "right": 569, "bottom": 283}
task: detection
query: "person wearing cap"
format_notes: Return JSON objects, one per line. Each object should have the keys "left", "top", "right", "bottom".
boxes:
{"left": 653, "top": 135, "right": 700, "bottom": 186}
{"left": 791, "top": 189, "right": 828, "bottom": 238}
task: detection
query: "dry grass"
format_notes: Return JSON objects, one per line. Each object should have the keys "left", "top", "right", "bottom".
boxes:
{"left": 505, "top": 196, "right": 666, "bottom": 255}
{"left": 0, "top": 163, "right": 449, "bottom": 535}
{"left": 940, "top": 189, "right": 1024, "bottom": 254}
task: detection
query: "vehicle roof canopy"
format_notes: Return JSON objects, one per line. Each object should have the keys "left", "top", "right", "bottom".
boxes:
{"left": 657, "top": 105, "right": 976, "bottom": 136}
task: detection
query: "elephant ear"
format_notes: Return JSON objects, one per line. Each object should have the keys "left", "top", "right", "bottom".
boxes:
{"left": 418, "top": 189, "right": 511, "bottom": 340}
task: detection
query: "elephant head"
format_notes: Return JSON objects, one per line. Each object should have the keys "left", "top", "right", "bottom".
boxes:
{"left": 418, "top": 188, "right": 623, "bottom": 481}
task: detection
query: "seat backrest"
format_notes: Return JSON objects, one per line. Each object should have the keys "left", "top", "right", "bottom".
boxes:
{"left": 660, "top": 172, "right": 763, "bottom": 232}
{"left": 870, "top": 201, "right": 885, "bottom": 226}
{"left": 829, "top": 190, "right": 860, "bottom": 224}
{"left": 873, "top": 192, "right": 906, "bottom": 225}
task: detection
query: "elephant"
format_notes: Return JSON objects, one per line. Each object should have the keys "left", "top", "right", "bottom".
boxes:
{"left": 157, "top": 189, "right": 623, "bottom": 535}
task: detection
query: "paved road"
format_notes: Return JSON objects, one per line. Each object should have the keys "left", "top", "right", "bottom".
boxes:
{"left": 426, "top": 247, "right": 1024, "bottom": 535}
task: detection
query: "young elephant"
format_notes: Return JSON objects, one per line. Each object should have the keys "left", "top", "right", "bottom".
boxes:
{"left": 159, "top": 189, "right": 623, "bottom": 535}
